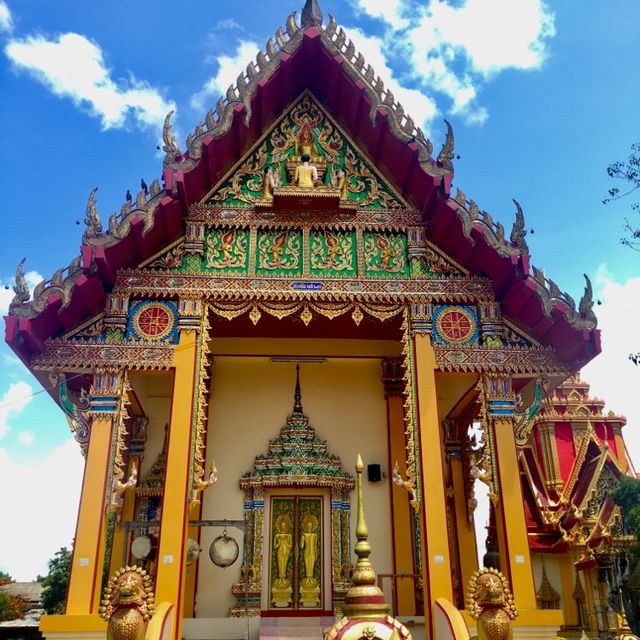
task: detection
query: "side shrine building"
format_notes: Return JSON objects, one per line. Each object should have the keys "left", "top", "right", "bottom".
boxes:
{"left": 5, "top": 3, "right": 635, "bottom": 640}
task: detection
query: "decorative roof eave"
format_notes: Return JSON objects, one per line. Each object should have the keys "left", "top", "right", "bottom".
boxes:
{"left": 160, "top": 13, "right": 452, "bottom": 178}
{"left": 4, "top": 3, "right": 600, "bottom": 370}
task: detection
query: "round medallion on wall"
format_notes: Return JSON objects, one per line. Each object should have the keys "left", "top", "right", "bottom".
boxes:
{"left": 132, "top": 303, "right": 174, "bottom": 341}
{"left": 435, "top": 307, "right": 476, "bottom": 345}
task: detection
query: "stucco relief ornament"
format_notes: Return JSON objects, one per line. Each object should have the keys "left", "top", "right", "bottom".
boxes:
{"left": 109, "top": 461, "right": 138, "bottom": 515}
{"left": 392, "top": 461, "right": 418, "bottom": 512}
{"left": 466, "top": 568, "right": 517, "bottom": 640}
{"left": 191, "top": 460, "right": 218, "bottom": 507}
{"left": 99, "top": 566, "right": 155, "bottom": 640}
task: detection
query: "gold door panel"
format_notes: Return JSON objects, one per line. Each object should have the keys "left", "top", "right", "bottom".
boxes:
{"left": 269, "top": 496, "right": 323, "bottom": 609}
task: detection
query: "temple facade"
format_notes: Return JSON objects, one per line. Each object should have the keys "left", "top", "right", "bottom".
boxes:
{"left": 4, "top": 2, "right": 634, "bottom": 640}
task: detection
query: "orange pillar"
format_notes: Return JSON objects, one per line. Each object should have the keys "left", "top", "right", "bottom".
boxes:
{"left": 483, "top": 374, "right": 537, "bottom": 613}
{"left": 413, "top": 333, "right": 454, "bottom": 632}
{"left": 382, "top": 357, "right": 417, "bottom": 616}
{"left": 155, "top": 329, "right": 199, "bottom": 640}
{"left": 66, "top": 369, "right": 124, "bottom": 615}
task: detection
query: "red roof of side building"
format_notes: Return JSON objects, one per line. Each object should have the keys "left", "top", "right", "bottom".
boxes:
{"left": 4, "top": 3, "right": 600, "bottom": 369}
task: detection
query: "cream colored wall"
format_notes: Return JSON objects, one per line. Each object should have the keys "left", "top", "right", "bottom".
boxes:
{"left": 195, "top": 338, "right": 398, "bottom": 618}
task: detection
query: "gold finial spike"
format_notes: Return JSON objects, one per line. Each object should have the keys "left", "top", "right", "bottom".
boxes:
{"left": 293, "top": 363, "right": 303, "bottom": 413}
{"left": 352, "top": 453, "right": 375, "bottom": 586}
{"left": 339, "top": 455, "right": 390, "bottom": 620}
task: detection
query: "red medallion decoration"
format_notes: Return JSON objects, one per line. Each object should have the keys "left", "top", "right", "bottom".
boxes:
{"left": 132, "top": 303, "right": 173, "bottom": 341}
{"left": 436, "top": 308, "right": 475, "bottom": 345}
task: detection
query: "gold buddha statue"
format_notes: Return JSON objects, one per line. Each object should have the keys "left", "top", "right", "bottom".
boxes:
{"left": 293, "top": 154, "right": 319, "bottom": 189}
{"left": 293, "top": 123, "right": 322, "bottom": 162}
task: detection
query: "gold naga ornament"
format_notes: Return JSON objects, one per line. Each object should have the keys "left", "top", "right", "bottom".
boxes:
{"left": 99, "top": 566, "right": 155, "bottom": 640}
{"left": 465, "top": 568, "right": 517, "bottom": 640}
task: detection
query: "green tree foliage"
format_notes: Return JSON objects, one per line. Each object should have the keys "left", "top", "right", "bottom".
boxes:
{"left": 612, "top": 475, "right": 640, "bottom": 569}
{"left": 41, "top": 548, "right": 71, "bottom": 615}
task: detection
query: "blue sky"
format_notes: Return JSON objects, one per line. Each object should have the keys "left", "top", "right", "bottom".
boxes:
{"left": 0, "top": 0, "right": 639, "bottom": 581}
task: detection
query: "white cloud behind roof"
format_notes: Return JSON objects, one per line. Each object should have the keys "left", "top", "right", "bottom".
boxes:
{"left": 582, "top": 267, "right": 640, "bottom": 469}
{"left": 192, "top": 40, "right": 260, "bottom": 111}
{"left": 348, "top": 0, "right": 555, "bottom": 125}
{"left": 0, "top": 381, "right": 33, "bottom": 439}
{"left": 0, "top": 1, "right": 12, "bottom": 33}
{"left": 5, "top": 33, "right": 175, "bottom": 133}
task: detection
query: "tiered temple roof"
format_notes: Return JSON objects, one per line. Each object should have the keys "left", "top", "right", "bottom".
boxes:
{"left": 5, "top": 0, "right": 599, "bottom": 371}
{"left": 521, "top": 374, "right": 634, "bottom": 554}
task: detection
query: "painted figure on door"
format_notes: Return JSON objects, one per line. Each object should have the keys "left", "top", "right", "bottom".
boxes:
{"left": 301, "top": 514, "right": 319, "bottom": 581}
{"left": 274, "top": 515, "right": 293, "bottom": 581}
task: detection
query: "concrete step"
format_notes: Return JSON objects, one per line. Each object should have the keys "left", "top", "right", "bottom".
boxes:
{"left": 259, "top": 615, "right": 331, "bottom": 640}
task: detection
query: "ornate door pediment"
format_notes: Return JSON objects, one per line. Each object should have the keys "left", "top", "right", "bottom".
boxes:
{"left": 230, "top": 369, "right": 354, "bottom": 616}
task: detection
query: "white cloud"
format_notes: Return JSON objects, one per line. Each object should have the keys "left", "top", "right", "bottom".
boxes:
{"left": 344, "top": 27, "right": 438, "bottom": 132}
{"left": 0, "top": 270, "right": 44, "bottom": 315}
{"left": 0, "top": 1, "right": 13, "bottom": 33}
{"left": 5, "top": 33, "right": 175, "bottom": 132}
{"left": 192, "top": 40, "right": 260, "bottom": 111}
{"left": 0, "top": 439, "right": 83, "bottom": 580}
{"left": 18, "top": 431, "right": 34, "bottom": 446}
{"left": 0, "top": 380, "right": 33, "bottom": 439}
{"left": 346, "top": 0, "right": 555, "bottom": 126}
{"left": 582, "top": 267, "right": 640, "bottom": 469}
{"left": 349, "top": 0, "right": 408, "bottom": 30}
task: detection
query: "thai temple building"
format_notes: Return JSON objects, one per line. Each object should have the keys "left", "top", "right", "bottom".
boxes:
{"left": 4, "top": 2, "right": 637, "bottom": 639}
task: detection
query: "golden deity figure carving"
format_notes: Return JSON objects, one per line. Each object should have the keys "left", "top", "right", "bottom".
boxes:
{"left": 466, "top": 568, "right": 518, "bottom": 640}
{"left": 261, "top": 165, "right": 282, "bottom": 199}
{"left": 99, "top": 566, "right": 155, "bottom": 640}
{"left": 299, "top": 513, "right": 320, "bottom": 606}
{"left": 109, "top": 461, "right": 138, "bottom": 516}
{"left": 301, "top": 514, "right": 318, "bottom": 581}
{"left": 190, "top": 460, "right": 218, "bottom": 507}
{"left": 271, "top": 514, "right": 293, "bottom": 606}
{"left": 330, "top": 167, "right": 350, "bottom": 200}
{"left": 274, "top": 515, "right": 293, "bottom": 581}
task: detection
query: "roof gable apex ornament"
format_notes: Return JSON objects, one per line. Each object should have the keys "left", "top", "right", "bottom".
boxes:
{"left": 301, "top": 0, "right": 323, "bottom": 27}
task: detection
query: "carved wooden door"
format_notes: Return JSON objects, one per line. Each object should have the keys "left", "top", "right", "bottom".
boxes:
{"left": 269, "top": 495, "right": 323, "bottom": 610}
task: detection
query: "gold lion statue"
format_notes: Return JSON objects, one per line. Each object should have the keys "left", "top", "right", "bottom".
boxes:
{"left": 466, "top": 568, "right": 517, "bottom": 640}
{"left": 99, "top": 566, "right": 155, "bottom": 640}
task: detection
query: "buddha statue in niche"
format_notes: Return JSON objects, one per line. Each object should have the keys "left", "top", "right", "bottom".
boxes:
{"left": 293, "top": 123, "right": 322, "bottom": 163}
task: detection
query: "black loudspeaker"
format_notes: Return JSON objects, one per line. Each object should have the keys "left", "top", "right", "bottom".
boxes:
{"left": 367, "top": 463, "right": 383, "bottom": 483}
